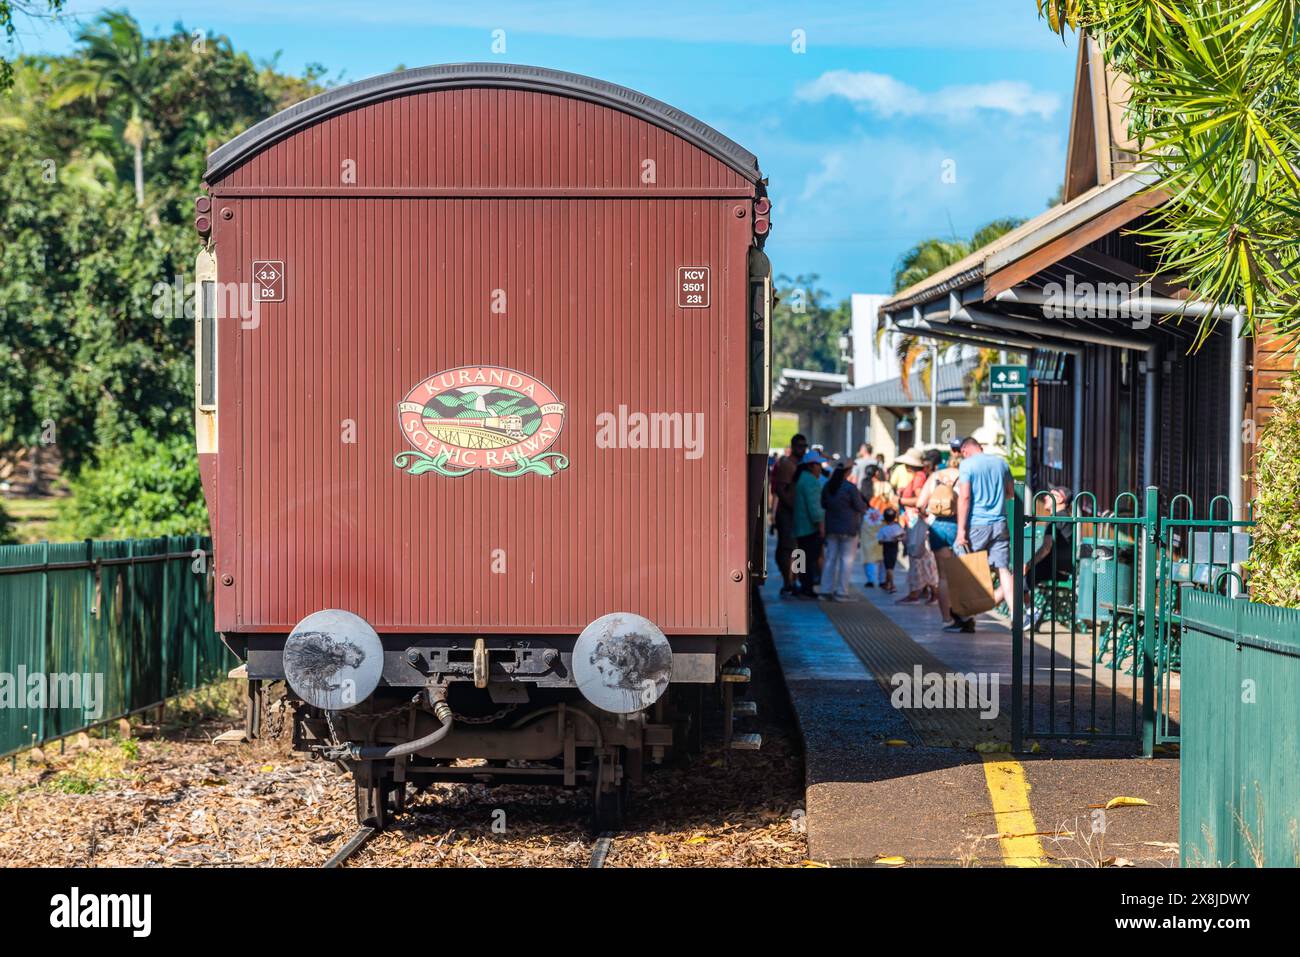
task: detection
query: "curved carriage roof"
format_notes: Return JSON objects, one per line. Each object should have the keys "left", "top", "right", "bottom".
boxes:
{"left": 205, "top": 62, "right": 762, "bottom": 184}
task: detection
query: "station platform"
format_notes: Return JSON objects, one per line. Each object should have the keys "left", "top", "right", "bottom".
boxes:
{"left": 760, "top": 550, "right": 1181, "bottom": 867}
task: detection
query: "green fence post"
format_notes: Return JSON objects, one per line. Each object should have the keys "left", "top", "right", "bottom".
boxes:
{"left": 191, "top": 540, "right": 200, "bottom": 692}
{"left": 161, "top": 537, "right": 171, "bottom": 706}
{"left": 126, "top": 539, "right": 135, "bottom": 713}
{"left": 1141, "top": 486, "right": 1159, "bottom": 757}
{"left": 1009, "top": 485, "right": 1025, "bottom": 753}
{"left": 38, "top": 540, "right": 49, "bottom": 747}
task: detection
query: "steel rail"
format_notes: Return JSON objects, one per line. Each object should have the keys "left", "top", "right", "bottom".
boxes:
{"left": 322, "top": 826, "right": 376, "bottom": 868}
{"left": 588, "top": 831, "right": 616, "bottom": 869}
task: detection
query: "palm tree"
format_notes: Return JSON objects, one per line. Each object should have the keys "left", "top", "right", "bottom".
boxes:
{"left": 891, "top": 238, "right": 971, "bottom": 295}
{"left": 49, "top": 11, "right": 152, "bottom": 206}
{"left": 1038, "top": 0, "right": 1300, "bottom": 346}
{"left": 883, "top": 218, "right": 1024, "bottom": 395}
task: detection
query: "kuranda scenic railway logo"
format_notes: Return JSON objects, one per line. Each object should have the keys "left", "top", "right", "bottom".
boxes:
{"left": 394, "top": 365, "right": 570, "bottom": 478}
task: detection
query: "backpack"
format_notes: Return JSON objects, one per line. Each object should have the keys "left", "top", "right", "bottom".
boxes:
{"left": 928, "top": 481, "right": 957, "bottom": 518}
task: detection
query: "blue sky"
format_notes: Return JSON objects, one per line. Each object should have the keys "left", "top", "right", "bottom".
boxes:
{"left": 13, "top": 0, "right": 1079, "bottom": 301}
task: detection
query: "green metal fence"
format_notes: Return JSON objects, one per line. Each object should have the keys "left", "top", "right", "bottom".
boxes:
{"left": 1155, "top": 496, "right": 1254, "bottom": 747}
{"left": 1010, "top": 486, "right": 1254, "bottom": 755}
{"left": 0, "top": 535, "right": 230, "bottom": 757}
{"left": 1010, "top": 487, "right": 1156, "bottom": 752}
{"left": 1179, "top": 590, "right": 1300, "bottom": 868}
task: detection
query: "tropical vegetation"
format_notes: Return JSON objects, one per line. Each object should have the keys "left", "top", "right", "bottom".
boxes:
{"left": 1247, "top": 374, "right": 1300, "bottom": 607}
{"left": 0, "top": 10, "right": 330, "bottom": 538}
{"left": 771, "top": 273, "right": 852, "bottom": 379}
{"left": 884, "top": 218, "right": 1025, "bottom": 394}
{"left": 1038, "top": 0, "right": 1300, "bottom": 349}
{"left": 1038, "top": 1, "right": 1300, "bottom": 605}
{"left": 57, "top": 430, "right": 208, "bottom": 539}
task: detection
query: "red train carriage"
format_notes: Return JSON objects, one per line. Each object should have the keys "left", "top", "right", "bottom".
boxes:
{"left": 194, "top": 63, "right": 772, "bottom": 828}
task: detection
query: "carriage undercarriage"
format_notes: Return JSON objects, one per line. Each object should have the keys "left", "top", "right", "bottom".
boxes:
{"left": 234, "top": 625, "right": 749, "bottom": 832}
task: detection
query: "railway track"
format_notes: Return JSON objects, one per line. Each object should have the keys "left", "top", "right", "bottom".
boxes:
{"left": 325, "top": 824, "right": 618, "bottom": 868}
{"left": 588, "top": 831, "right": 616, "bottom": 868}
{"left": 322, "top": 826, "right": 376, "bottom": 868}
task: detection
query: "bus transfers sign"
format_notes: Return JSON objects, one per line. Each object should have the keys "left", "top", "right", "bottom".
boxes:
{"left": 394, "top": 366, "right": 570, "bottom": 478}
{"left": 990, "top": 365, "right": 1028, "bottom": 395}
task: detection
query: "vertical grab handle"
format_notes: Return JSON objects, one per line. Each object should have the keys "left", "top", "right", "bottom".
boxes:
{"left": 194, "top": 248, "right": 218, "bottom": 453}
{"left": 748, "top": 247, "right": 772, "bottom": 415}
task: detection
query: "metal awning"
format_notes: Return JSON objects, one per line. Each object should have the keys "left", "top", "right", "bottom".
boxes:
{"left": 824, "top": 356, "right": 979, "bottom": 409}
{"left": 874, "top": 164, "right": 1184, "bottom": 357}
{"left": 880, "top": 166, "right": 1159, "bottom": 319}
{"left": 772, "top": 368, "right": 848, "bottom": 412}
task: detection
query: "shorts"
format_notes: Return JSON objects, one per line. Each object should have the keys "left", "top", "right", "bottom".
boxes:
{"left": 927, "top": 519, "right": 958, "bottom": 553}
{"left": 968, "top": 520, "right": 1011, "bottom": 569}
{"left": 775, "top": 506, "right": 796, "bottom": 550}
{"left": 882, "top": 541, "right": 899, "bottom": 570}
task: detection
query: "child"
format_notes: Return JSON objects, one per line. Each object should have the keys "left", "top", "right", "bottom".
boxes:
{"left": 860, "top": 499, "right": 884, "bottom": 587}
{"left": 877, "top": 507, "right": 904, "bottom": 594}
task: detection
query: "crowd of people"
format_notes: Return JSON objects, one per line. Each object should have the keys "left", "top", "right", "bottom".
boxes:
{"left": 769, "top": 432, "right": 1034, "bottom": 634}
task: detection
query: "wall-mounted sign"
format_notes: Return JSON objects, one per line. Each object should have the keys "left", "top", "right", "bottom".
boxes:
{"left": 252, "top": 260, "right": 284, "bottom": 301}
{"left": 677, "top": 266, "right": 709, "bottom": 308}
{"left": 394, "top": 366, "right": 569, "bottom": 478}
{"left": 990, "top": 364, "right": 1028, "bottom": 394}
{"left": 1042, "top": 426, "right": 1065, "bottom": 471}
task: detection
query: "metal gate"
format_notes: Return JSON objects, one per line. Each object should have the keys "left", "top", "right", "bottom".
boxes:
{"left": 1008, "top": 487, "right": 1252, "bottom": 755}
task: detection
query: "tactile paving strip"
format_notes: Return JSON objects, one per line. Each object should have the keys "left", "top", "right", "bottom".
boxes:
{"left": 819, "top": 593, "right": 1011, "bottom": 749}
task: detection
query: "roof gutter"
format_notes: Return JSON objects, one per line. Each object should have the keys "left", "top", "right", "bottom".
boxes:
{"left": 892, "top": 316, "right": 1067, "bottom": 356}
{"left": 994, "top": 287, "right": 1240, "bottom": 321}
{"left": 952, "top": 303, "right": 1152, "bottom": 352}
{"left": 881, "top": 264, "right": 985, "bottom": 316}
{"left": 983, "top": 167, "right": 1161, "bottom": 274}
{"left": 880, "top": 167, "right": 1162, "bottom": 318}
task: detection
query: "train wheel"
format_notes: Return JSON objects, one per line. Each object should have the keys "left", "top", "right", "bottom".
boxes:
{"left": 355, "top": 777, "right": 389, "bottom": 830}
{"left": 590, "top": 754, "right": 626, "bottom": 833}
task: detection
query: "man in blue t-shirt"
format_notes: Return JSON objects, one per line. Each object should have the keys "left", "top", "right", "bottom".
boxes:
{"left": 955, "top": 437, "right": 1014, "bottom": 616}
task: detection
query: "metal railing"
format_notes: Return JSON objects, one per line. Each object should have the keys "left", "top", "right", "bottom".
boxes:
{"left": 1155, "top": 495, "right": 1255, "bottom": 746}
{"left": 1010, "top": 486, "right": 1254, "bottom": 755}
{"left": 0, "top": 535, "right": 230, "bottom": 757}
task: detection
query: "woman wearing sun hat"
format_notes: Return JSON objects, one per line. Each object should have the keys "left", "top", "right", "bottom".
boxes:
{"left": 791, "top": 449, "right": 828, "bottom": 599}
{"left": 896, "top": 447, "right": 939, "bottom": 604}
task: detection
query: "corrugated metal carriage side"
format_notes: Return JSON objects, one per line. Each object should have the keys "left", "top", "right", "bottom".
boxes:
{"left": 193, "top": 63, "right": 773, "bottom": 829}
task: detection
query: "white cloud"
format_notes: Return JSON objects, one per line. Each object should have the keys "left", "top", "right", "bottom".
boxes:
{"left": 747, "top": 117, "right": 1066, "bottom": 296}
{"left": 797, "top": 69, "right": 1060, "bottom": 121}
{"left": 799, "top": 151, "right": 847, "bottom": 202}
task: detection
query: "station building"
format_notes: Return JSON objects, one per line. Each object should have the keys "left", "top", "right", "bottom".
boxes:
{"left": 872, "top": 36, "right": 1279, "bottom": 517}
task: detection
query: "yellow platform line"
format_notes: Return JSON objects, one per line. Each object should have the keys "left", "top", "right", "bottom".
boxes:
{"left": 980, "top": 754, "right": 1050, "bottom": 867}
